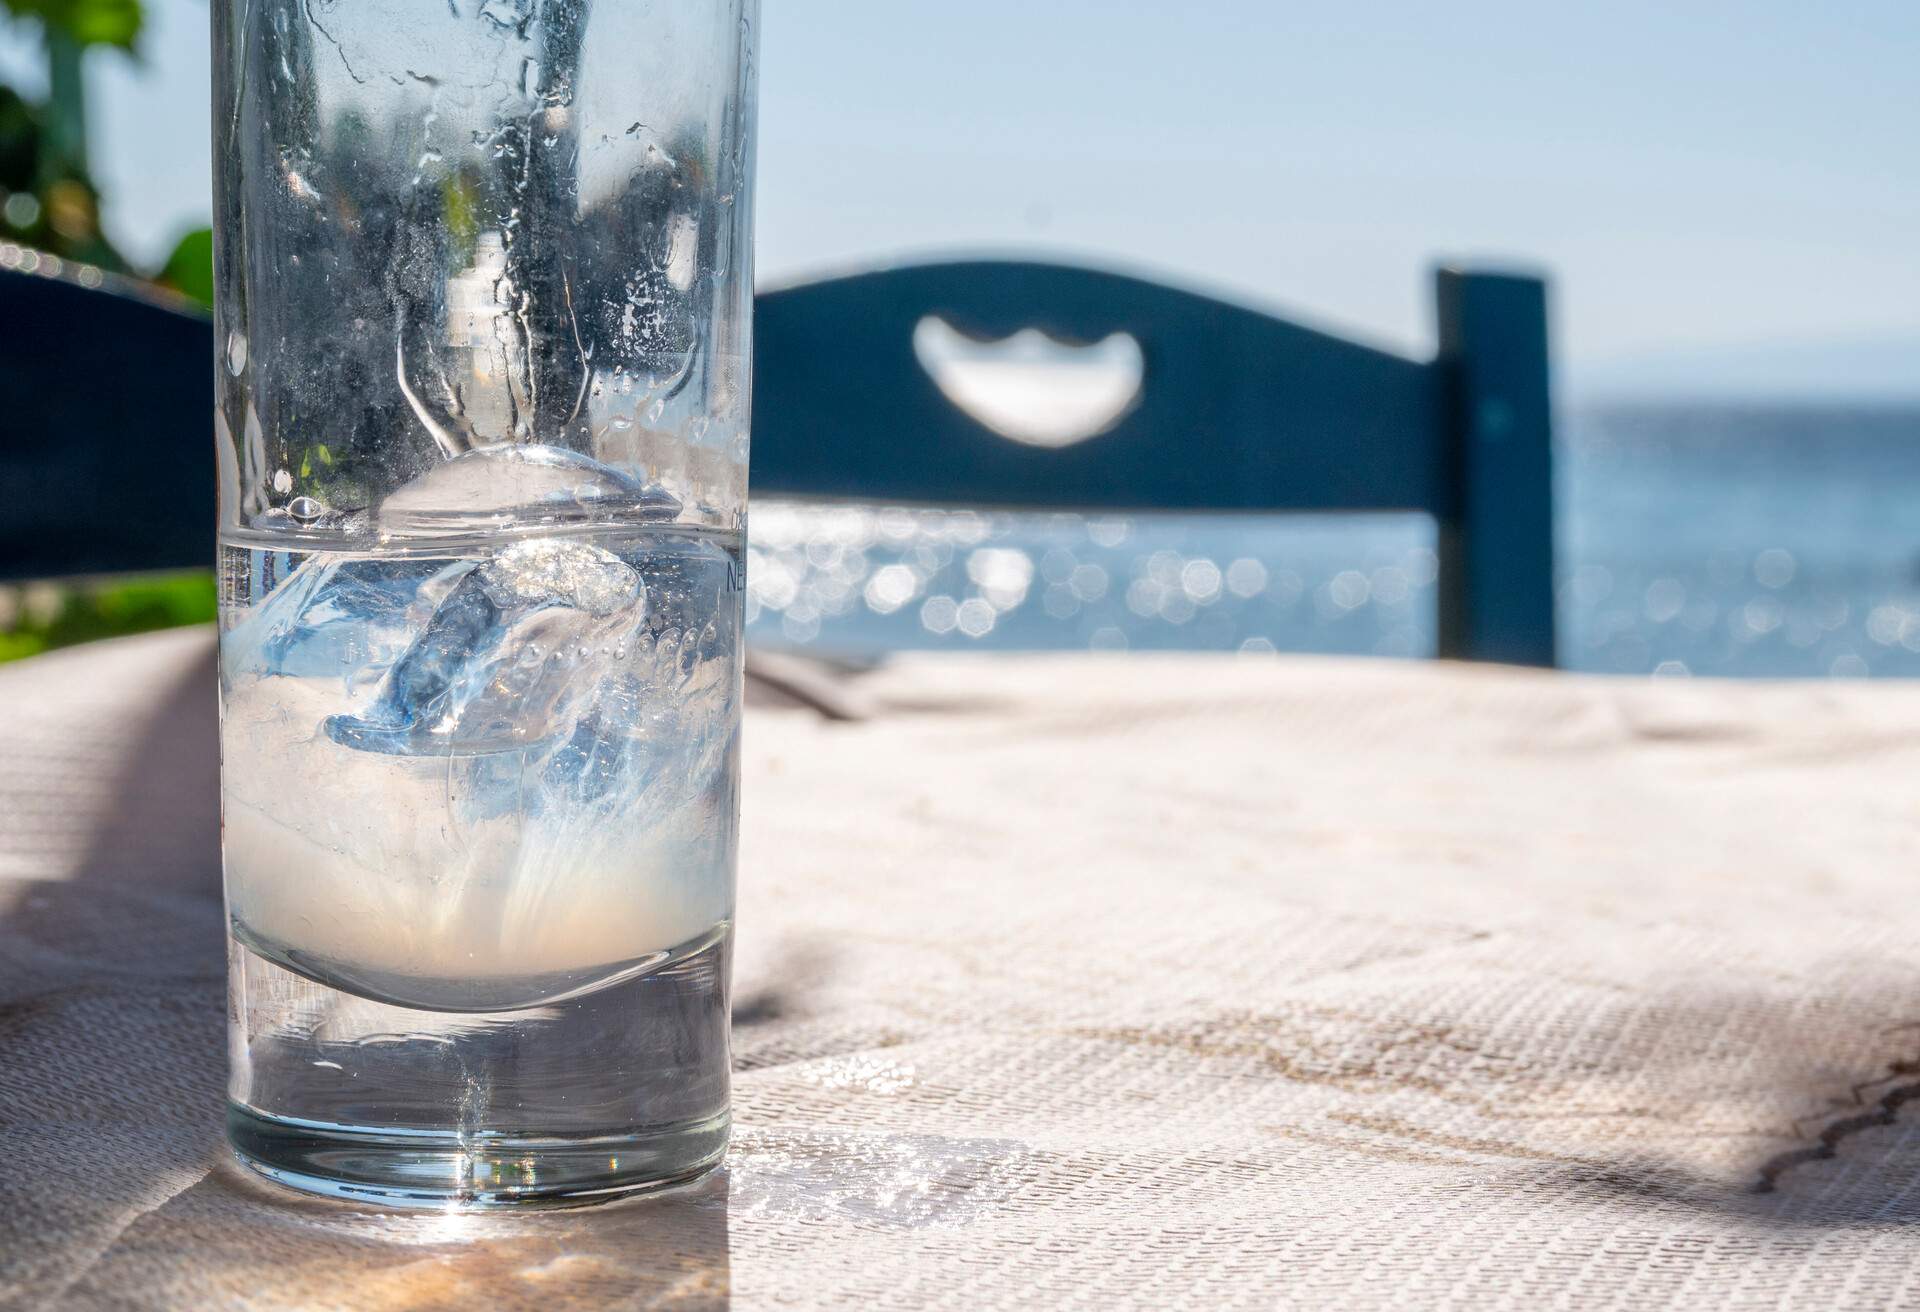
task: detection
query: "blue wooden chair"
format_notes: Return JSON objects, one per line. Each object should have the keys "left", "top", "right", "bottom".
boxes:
{"left": 0, "top": 256, "right": 214, "bottom": 583}
{"left": 0, "top": 254, "right": 1555, "bottom": 664}
{"left": 753, "top": 260, "right": 1555, "bottom": 665}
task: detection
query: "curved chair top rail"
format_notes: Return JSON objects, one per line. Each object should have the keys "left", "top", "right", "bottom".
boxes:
{"left": 753, "top": 259, "right": 1462, "bottom": 515}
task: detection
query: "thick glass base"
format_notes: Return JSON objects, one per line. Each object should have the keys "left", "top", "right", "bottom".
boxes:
{"left": 225, "top": 927, "right": 732, "bottom": 1210}
{"left": 227, "top": 1104, "right": 729, "bottom": 1209}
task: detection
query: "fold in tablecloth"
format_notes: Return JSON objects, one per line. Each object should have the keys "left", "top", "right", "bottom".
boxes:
{"left": 7, "top": 628, "right": 1920, "bottom": 1309}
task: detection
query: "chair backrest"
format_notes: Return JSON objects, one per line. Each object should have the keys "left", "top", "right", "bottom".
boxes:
{"left": 754, "top": 260, "right": 1555, "bottom": 665}
{"left": 0, "top": 252, "right": 1554, "bottom": 664}
{"left": 0, "top": 254, "right": 215, "bottom": 582}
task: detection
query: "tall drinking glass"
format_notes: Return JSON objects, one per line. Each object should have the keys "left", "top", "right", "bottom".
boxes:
{"left": 213, "top": 0, "right": 757, "bottom": 1206}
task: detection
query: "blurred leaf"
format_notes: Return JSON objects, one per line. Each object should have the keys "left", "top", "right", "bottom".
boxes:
{"left": 156, "top": 226, "right": 213, "bottom": 307}
{"left": 2, "top": 0, "right": 143, "bottom": 51}
{"left": 41, "top": 175, "right": 94, "bottom": 238}
{"left": 90, "top": 572, "right": 217, "bottom": 630}
{"left": 0, "top": 85, "right": 38, "bottom": 189}
{"left": 442, "top": 169, "right": 479, "bottom": 261}
{"left": 0, "top": 630, "right": 48, "bottom": 661}
{"left": 0, "top": 571, "right": 216, "bottom": 664}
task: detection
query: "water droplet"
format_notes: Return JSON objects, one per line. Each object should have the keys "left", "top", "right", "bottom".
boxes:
{"left": 609, "top": 414, "right": 633, "bottom": 431}
{"left": 226, "top": 331, "right": 248, "bottom": 375}
{"left": 287, "top": 495, "right": 325, "bottom": 523}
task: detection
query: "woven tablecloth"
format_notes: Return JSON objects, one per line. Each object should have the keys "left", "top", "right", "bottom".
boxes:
{"left": 6, "top": 627, "right": 1920, "bottom": 1309}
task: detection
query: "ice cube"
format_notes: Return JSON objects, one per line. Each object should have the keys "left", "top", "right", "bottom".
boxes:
{"left": 326, "top": 538, "right": 645, "bottom": 755}
{"left": 379, "top": 442, "right": 680, "bottom": 540}
{"left": 539, "top": 675, "right": 649, "bottom": 807}
{"left": 221, "top": 554, "right": 469, "bottom": 683}
{"left": 536, "top": 601, "right": 736, "bottom": 823}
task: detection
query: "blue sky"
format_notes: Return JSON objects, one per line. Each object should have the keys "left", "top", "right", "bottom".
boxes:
{"left": 4, "top": 1, "right": 1916, "bottom": 387}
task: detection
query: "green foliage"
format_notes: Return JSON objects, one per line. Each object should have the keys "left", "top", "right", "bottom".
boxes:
{"left": 442, "top": 169, "right": 480, "bottom": 265}
{"left": 0, "top": 35, "right": 132, "bottom": 270}
{"left": 0, "top": 571, "right": 216, "bottom": 662}
{"left": 0, "top": 84, "right": 35, "bottom": 187}
{"left": 2, "top": 0, "right": 142, "bottom": 51}
{"left": 156, "top": 225, "right": 213, "bottom": 307}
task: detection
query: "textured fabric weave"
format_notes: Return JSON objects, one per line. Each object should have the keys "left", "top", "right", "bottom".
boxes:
{"left": 5, "top": 628, "right": 1920, "bottom": 1309}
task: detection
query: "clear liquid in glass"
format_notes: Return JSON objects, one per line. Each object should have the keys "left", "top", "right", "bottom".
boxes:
{"left": 218, "top": 523, "right": 741, "bottom": 1205}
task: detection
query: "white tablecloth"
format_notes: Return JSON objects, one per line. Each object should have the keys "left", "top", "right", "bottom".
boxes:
{"left": 6, "top": 628, "right": 1920, "bottom": 1309}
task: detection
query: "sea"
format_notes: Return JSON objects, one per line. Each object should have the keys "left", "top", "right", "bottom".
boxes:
{"left": 742, "top": 402, "right": 1920, "bottom": 678}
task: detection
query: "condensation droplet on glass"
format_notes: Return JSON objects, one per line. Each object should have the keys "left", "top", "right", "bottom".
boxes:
{"left": 226, "top": 331, "right": 248, "bottom": 375}
{"left": 287, "top": 495, "right": 325, "bottom": 524}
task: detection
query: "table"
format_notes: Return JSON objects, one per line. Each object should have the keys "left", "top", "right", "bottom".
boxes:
{"left": 6, "top": 628, "right": 1920, "bottom": 1309}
